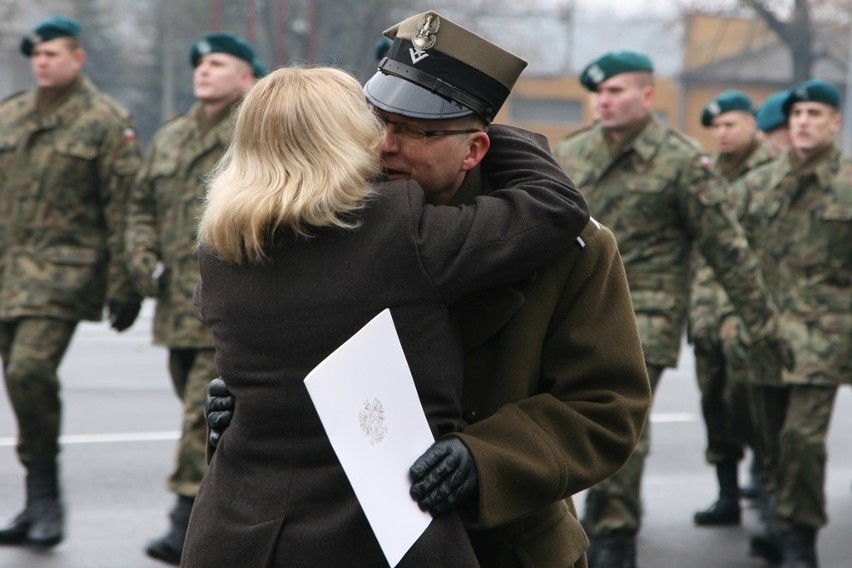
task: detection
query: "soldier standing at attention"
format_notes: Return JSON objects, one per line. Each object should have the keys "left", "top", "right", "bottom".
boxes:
{"left": 736, "top": 79, "right": 851, "bottom": 568}
{"left": 553, "top": 51, "right": 792, "bottom": 568}
{"left": 689, "top": 90, "right": 775, "bottom": 527}
{"left": 0, "top": 16, "right": 142, "bottom": 548}
{"left": 125, "top": 32, "right": 263, "bottom": 566}
{"left": 755, "top": 90, "right": 793, "bottom": 158}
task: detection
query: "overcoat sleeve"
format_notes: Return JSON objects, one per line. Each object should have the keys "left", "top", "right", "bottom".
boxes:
{"left": 455, "top": 222, "right": 651, "bottom": 528}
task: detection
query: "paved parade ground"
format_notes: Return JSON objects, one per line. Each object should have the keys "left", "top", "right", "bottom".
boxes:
{"left": 1, "top": 304, "right": 850, "bottom": 567}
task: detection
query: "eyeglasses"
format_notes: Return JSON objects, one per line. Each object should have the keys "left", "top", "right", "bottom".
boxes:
{"left": 379, "top": 117, "right": 482, "bottom": 140}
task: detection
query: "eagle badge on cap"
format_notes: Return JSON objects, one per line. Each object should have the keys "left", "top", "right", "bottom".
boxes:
{"left": 587, "top": 64, "right": 604, "bottom": 85}
{"left": 27, "top": 32, "right": 43, "bottom": 46}
{"left": 413, "top": 13, "right": 440, "bottom": 50}
{"left": 196, "top": 39, "right": 212, "bottom": 55}
{"left": 706, "top": 101, "right": 721, "bottom": 117}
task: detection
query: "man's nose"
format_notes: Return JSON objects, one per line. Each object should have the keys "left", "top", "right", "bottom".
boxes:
{"left": 380, "top": 124, "right": 399, "bottom": 153}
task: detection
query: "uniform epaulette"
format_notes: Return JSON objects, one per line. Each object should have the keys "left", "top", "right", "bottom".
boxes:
{"left": 95, "top": 92, "right": 133, "bottom": 122}
{"left": 0, "top": 89, "right": 29, "bottom": 105}
{"left": 560, "top": 121, "right": 598, "bottom": 142}
{"left": 575, "top": 217, "right": 602, "bottom": 248}
{"left": 665, "top": 127, "right": 704, "bottom": 153}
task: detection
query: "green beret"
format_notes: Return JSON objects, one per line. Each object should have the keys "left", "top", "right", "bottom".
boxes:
{"left": 700, "top": 90, "right": 753, "bottom": 127}
{"left": 580, "top": 51, "right": 654, "bottom": 91}
{"left": 755, "top": 90, "right": 789, "bottom": 133}
{"left": 374, "top": 36, "right": 392, "bottom": 62}
{"left": 20, "top": 16, "right": 81, "bottom": 57}
{"left": 782, "top": 79, "right": 840, "bottom": 115}
{"left": 190, "top": 32, "right": 267, "bottom": 78}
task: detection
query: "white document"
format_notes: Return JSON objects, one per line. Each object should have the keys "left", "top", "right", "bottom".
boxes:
{"left": 304, "top": 309, "right": 434, "bottom": 567}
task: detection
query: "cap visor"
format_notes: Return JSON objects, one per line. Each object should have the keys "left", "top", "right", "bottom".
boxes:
{"left": 364, "top": 72, "right": 473, "bottom": 120}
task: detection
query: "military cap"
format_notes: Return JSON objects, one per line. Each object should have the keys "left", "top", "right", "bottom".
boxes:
{"left": 363, "top": 11, "right": 527, "bottom": 122}
{"left": 783, "top": 79, "right": 841, "bottom": 115}
{"left": 190, "top": 32, "right": 267, "bottom": 78}
{"left": 20, "top": 16, "right": 81, "bottom": 57}
{"left": 700, "top": 90, "right": 753, "bottom": 127}
{"left": 755, "top": 90, "right": 789, "bottom": 133}
{"left": 579, "top": 51, "right": 654, "bottom": 92}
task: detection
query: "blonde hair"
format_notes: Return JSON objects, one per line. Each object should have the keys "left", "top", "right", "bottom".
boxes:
{"left": 198, "top": 66, "right": 383, "bottom": 264}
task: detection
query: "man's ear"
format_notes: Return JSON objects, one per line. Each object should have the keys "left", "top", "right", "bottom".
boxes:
{"left": 461, "top": 131, "right": 490, "bottom": 172}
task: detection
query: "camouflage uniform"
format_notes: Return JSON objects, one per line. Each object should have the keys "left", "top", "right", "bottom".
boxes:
{"left": 0, "top": 76, "right": 141, "bottom": 464}
{"left": 553, "top": 117, "right": 780, "bottom": 538}
{"left": 689, "top": 140, "right": 775, "bottom": 467}
{"left": 126, "top": 103, "right": 231, "bottom": 497}
{"left": 735, "top": 144, "right": 852, "bottom": 529}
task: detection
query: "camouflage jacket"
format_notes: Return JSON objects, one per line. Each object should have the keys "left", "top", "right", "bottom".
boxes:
{"left": 553, "top": 118, "right": 779, "bottom": 368}
{"left": 689, "top": 140, "right": 777, "bottom": 336}
{"left": 736, "top": 145, "right": 852, "bottom": 385}
{"left": 0, "top": 76, "right": 141, "bottom": 322}
{"left": 126, "top": 103, "right": 233, "bottom": 347}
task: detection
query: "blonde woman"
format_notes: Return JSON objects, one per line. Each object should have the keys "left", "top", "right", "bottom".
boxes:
{"left": 183, "top": 66, "right": 585, "bottom": 568}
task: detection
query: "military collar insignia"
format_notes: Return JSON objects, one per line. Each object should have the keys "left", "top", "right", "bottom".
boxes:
{"left": 587, "top": 64, "right": 604, "bottom": 86}
{"left": 706, "top": 101, "right": 721, "bottom": 117}
{"left": 412, "top": 13, "right": 439, "bottom": 50}
{"left": 196, "top": 39, "right": 212, "bottom": 55}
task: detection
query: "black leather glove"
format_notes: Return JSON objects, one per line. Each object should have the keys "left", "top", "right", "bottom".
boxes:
{"left": 108, "top": 300, "right": 141, "bottom": 332}
{"left": 206, "top": 378, "right": 235, "bottom": 448}
{"left": 409, "top": 437, "right": 477, "bottom": 516}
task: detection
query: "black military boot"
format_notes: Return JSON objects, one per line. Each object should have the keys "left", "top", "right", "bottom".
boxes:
{"left": 694, "top": 459, "right": 741, "bottom": 525}
{"left": 145, "top": 494, "right": 194, "bottom": 565}
{"left": 0, "top": 461, "right": 66, "bottom": 547}
{"left": 740, "top": 454, "right": 764, "bottom": 500}
{"left": 588, "top": 533, "right": 637, "bottom": 568}
{"left": 750, "top": 492, "right": 783, "bottom": 565}
{"left": 781, "top": 525, "right": 818, "bottom": 568}
{"left": 0, "top": 507, "right": 30, "bottom": 545}
{"left": 23, "top": 458, "right": 64, "bottom": 547}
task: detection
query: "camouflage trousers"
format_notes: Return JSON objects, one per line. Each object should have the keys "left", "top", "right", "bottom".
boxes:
{"left": 750, "top": 382, "right": 838, "bottom": 529}
{"left": 695, "top": 315, "right": 755, "bottom": 464}
{"left": 166, "top": 347, "right": 217, "bottom": 498}
{"left": 0, "top": 317, "right": 77, "bottom": 465}
{"left": 583, "top": 364, "right": 663, "bottom": 537}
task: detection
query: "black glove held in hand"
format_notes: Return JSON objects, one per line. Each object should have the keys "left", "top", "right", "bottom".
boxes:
{"left": 409, "top": 437, "right": 478, "bottom": 516}
{"left": 206, "top": 378, "right": 235, "bottom": 448}
{"left": 108, "top": 301, "right": 141, "bottom": 332}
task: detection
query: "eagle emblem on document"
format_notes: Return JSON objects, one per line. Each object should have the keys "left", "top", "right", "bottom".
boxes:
{"left": 359, "top": 398, "right": 388, "bottom": 446}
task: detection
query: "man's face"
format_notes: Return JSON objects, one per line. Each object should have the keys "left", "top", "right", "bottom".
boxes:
{"left": 30, "top": 38, "right": 83, "bottom": 88}
{"left": 788, "top": 101, "right": 840, "bottom": 158}
{"left": 193, "top": 52, "right": 252, "bottom": 105}
{"left": 757, "top": 126, "right": 792, "bottom": 158}
{"left": 593, "top": 72, "right": 654, "bottom": 131}
{"left": 377, "top": 110, "right": 487, "bottom": 205}
{"left": 710, "top": 111, "right": 756, "bottom": 155}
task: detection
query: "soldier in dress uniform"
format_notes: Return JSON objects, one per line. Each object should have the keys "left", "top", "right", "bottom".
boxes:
{"left": 689, "top": 90, "right": 776, "bottom": 527}
{"left": 553, "top": 51, "right": 793, "bottom": 568}
{"left": 125, "top": 31, "right": 263, "bottom": 566}
{"left": 0, "top": 15, "right": 142, "bottom": 548}
{"left": 735, "top": 79, "right": 851, "bottom": 568}
{"left": 204, "top": 11, "right": 651, "bottom": 568}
